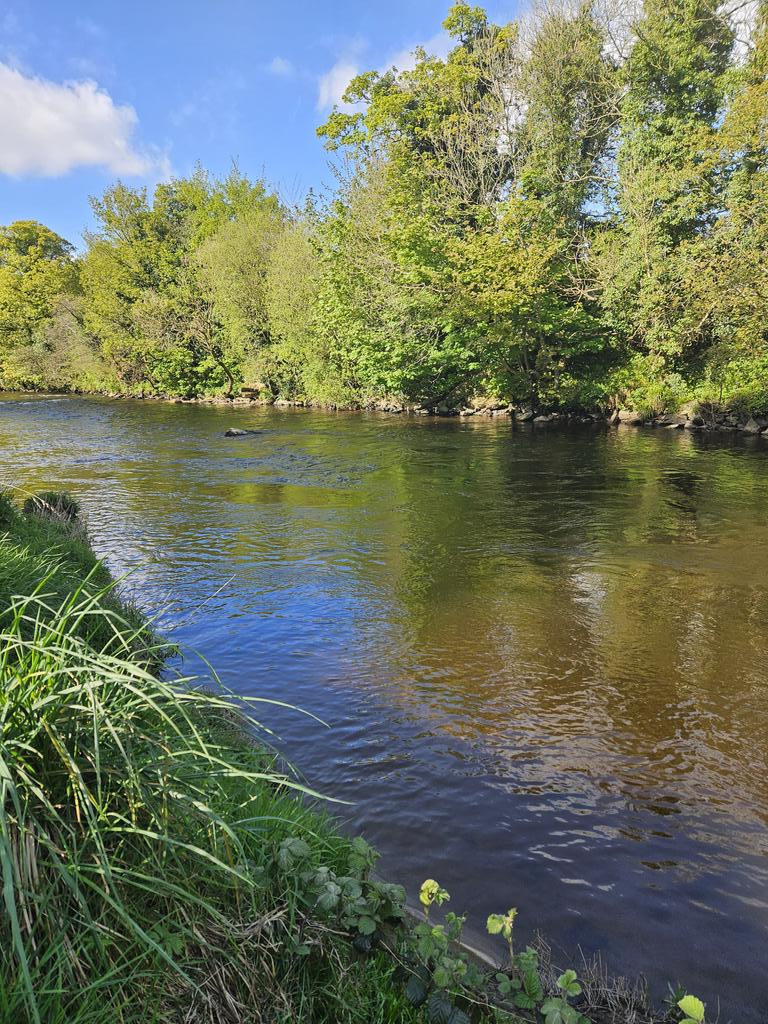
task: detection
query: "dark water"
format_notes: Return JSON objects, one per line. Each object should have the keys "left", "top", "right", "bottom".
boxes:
{"left": 1, "top": 394, "right": 766, "bottom": 1018}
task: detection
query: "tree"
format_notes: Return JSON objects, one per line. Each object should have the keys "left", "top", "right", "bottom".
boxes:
{"left": 193, "top": 201, "right": 284, "bottom": 394}
{"left": 317, "top": 1, "right": 616, "bottom": 407}
{"left": 0, "top": 221, "right": 78, "bottom": 354}
{"left": 596, "top": 0, "right": 735, "bottom": 362}
{"left": 80, "top": 171, "right": 284, "bottom": 396}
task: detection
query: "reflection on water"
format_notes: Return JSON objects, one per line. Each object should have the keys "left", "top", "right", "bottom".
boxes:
{"left": 1, "top": 394, "right": 766, "bottom": 1018}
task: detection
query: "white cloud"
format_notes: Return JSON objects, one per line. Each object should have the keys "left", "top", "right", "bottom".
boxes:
{"left": 0, "top": 62, "right": 161, "bottom": 177}
{"left": 316, "top": 31, "right": 455, "bottom": 111}
{"left": 388, "top": 31, "right": 452, "bottom": 72}
{"left": 317, "top": 58, "right": 360, "bottom": 110}
{"left": 268, "top": 56, "right": 294, "bottom": 77}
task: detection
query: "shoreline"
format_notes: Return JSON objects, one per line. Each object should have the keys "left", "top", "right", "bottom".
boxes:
{"left": 7, "top": 385, "right": 768, "bottom": 438}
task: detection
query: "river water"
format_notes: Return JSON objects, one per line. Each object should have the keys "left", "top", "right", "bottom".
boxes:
{"left": 1, "top": 394, "right": 766, "bottom": 1017}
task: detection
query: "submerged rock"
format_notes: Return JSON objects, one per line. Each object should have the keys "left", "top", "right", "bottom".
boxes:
{"left": 224, "top": 427, "right": 263, "bottom": 437}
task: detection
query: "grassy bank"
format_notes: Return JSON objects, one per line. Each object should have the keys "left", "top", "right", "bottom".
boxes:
{"left": 0, "top": 491, "right": 425, "bottom": 1024}
{"left": 0, "top": 492, "right": 710, "bottom": 1024}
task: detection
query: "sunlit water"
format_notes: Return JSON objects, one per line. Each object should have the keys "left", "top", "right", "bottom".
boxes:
{"left": 1, "top": 394, "right": 766, "bottom": 1018}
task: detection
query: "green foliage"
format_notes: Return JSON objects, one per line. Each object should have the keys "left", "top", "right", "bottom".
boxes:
{"left": 1, "top": 2, "right": 767, "bottom": 415}
{"left": 678, "top": 994, "right": 706, "bottom": 1024}
{"left": 420, "top": 878, "right": 451, "bottom": 913}
{"left": 486, "top": 906, "right": 517, "bottom": 962}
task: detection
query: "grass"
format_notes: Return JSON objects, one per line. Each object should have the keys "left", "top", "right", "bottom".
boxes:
{"left": 0, "top": 491, "right": 419, "bottom": 1024}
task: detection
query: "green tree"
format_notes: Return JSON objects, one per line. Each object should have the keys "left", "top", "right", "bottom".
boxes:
{"left": 317, "top": 2, "right": 615, "bottom": 408}
{"left": 597, "top": 0, "right": 735, "bottom": 363}
{"left": 0, "top": 221, "right": 79, "bottom": 362}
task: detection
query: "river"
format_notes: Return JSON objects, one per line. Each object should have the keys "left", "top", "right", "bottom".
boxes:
{"left": 1, "top": 394, "right": 766, "bottom": 1018}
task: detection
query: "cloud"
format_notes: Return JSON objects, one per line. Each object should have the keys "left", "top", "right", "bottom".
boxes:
{"left": 268, "top": 56, "right": 294, "bottom": 77}
{"left": 317, "top": 58, "right": 360, "bottom": 110}
{"left": 0, "top": 62, "right": 162, "bottom": 177}
{"left": 388, "top": 31, "right": 452, "bottom": 72}
{"left": 316, "top": 31, "right": 454, "bottom": 111}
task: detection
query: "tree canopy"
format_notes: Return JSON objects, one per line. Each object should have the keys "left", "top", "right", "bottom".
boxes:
{"left": 1, "top": 1, "right": 767, "bottom": 416}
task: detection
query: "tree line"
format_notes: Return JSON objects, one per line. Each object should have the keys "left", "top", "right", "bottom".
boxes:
{"left": 0, "top": 0, "right": 766, "bottom": 415}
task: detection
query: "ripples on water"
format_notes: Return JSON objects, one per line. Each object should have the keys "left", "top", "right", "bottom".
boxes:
{"left": 1, "top": 394, "right": 766, "bottom": 1018}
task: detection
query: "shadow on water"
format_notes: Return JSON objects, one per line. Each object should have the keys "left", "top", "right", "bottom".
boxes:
{"left": 1, "top": 394, "right": 766, "bottom": 1019}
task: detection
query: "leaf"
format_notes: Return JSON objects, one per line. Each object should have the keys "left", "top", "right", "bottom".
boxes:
{"left": 405, "top": 975, "right": 428, "bottom": 1007}
{"left": 447, "top": 1009, "right": 471, "bottom": 1024}
{"left": 433, "top": 966, "right": 452, "bottom": 989}
{"left": 557, "top": 969, "right": 582, "bottom": 996}
{"left": 277, "top": 836, "right": 311, "bottom": 868}
{"left": 678, "top": 996, "right": 706, "bottom": 1023}
{"left": 356, "top": 915, "right": 377, "bottom": 935}
{"left": 420, "top": 878, "right": 449, "bottom": 907}
{"left": 340, "top": 877, "right": 363, "bottom": 900}
{"left": 352, "top": 932, "right": 373, "bottom": 954}
{"left": 427, "top": 991, "right": 453, "bottom": 1024}
{"left": 486, "top": 913, "right": 505, "bottom": 935}
{"left": 542, "top": 997, "right": 566, "bottom": 1024}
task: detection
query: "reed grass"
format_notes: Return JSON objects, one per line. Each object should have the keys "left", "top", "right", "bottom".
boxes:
{"left": 0, "top": 492, "right": 416, "bottom": 1023}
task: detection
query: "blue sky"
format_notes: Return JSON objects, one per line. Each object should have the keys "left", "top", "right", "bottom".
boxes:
{"left": 0, "top": 1, "right": 520, "bottom": 248}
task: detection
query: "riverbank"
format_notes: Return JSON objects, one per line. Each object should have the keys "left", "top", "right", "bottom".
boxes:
{"left": 0, "top": 487, "right": 714, "bottom": 1024}
{"left": 8, "top": 385, "right": 768, "bottom": 438}
{"left": 0, "top": 491, "right": 426, "bottom": 1024}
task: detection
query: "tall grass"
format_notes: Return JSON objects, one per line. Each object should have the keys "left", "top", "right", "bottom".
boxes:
{"left": 0, "top": 494, "right": 415, "bottom": 1023}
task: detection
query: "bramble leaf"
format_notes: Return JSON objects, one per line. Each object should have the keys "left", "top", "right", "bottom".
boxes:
{"left": 405, "top": 975, "right": 428, "bottom": 1007}
{"left": 678, "top": 995, "right": 705, "bottom": 1023}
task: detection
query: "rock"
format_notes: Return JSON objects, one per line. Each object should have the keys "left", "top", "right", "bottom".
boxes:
{"left": 224, "top": 428, "right": 248, "bottom": 437}
{"left": 665, "top": 422, "right": 684, "bottom": 429}
{"left": 515, "top": 408, "right": 535, "bottom": 422}
{"left": 742, "top": 417, "right": 762, "bottom": 433}
{"left": 533, "top": 414, "right": 552, "bottom": 423}
{"left": 459, "top": 408, "right": 474, "bottom": 416}
{"left": 469, "top": 395, "right": 506, "bottom": 411}
{"left": 683, "top": 420, "right": 704, "bottom": 431}
{"left": 618, "top": 409, "right": 644, "bottom": 425}
{"left": 656, "top": 414, "right": 686, "bottom": 427}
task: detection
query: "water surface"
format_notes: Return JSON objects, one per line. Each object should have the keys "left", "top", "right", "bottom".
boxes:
{"left": 1, "top": 394, "right": 766, "bottom": 1018}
